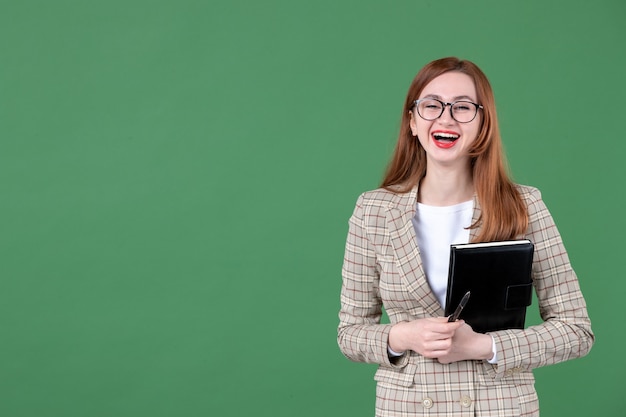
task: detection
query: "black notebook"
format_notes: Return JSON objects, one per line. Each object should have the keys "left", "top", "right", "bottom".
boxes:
{"left": 444, "top": 239, "right": 534, "bottom": 333}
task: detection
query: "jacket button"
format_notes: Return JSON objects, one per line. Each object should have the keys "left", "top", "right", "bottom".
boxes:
{"left": 422, "top": 397, "right": 433, "bottom": 409}
{"left": 460, "top": 395, "right": 472, "bottom": 408}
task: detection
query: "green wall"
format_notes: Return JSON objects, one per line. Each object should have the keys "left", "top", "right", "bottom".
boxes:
{"left": 2, "top": 1, "right": 624, "bottom": 416}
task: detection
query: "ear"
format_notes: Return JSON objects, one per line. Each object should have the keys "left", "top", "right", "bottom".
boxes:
{"left": 408, "top": 111, "right": 418, "bottom": 136}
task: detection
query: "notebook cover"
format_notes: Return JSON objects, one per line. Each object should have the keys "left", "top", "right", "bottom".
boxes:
{"left": 444, "top": 240, "right": 534, "bottom": 333}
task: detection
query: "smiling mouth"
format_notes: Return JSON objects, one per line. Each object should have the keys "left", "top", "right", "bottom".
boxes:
{"left": 432, "top": 132, "right": 460, "bottom": 143}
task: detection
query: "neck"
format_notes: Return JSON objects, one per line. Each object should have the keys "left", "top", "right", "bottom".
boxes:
{"left": 418, "top": 163, "right": 474, "bottom": 206}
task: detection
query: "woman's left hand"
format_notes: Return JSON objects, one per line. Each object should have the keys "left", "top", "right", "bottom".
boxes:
{"left": 436, "top": 322, "right": 494, "bottom": 364}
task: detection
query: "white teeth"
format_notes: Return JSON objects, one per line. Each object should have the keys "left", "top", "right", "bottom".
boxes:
{"left": 433, "top": 132, "right": 459, "bottom": 139}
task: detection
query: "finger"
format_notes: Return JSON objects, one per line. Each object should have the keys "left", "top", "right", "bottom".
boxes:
{"left": 449, "top": 319, "right": 465, "bottom": 331}
{"left": 439, "top": 320, "right": 465, "bottom": 334}
{"left": 421, "top": 330, "right": 453, "bottom": 342}
{"left": 424, "top": 348, "right": 453, "bottom": 359}
{"left": 427, "top": 322, "right": 463, "bottom": 337}
{"left": 424, "top": 338, "right": 452, "bottom": 353}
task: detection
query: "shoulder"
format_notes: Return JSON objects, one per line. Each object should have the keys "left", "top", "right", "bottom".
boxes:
{"left": 357, "top": 186, "right": 405, "bottom": 207}
{"left": 357, "top": 186, "right": 417, "bottom": 207}
{"left": 350, "top": 185, "right": 416, "bottom": 224}
{"left": 514, "top": 184, "right": 551, "bottom": 218}
{"left": 514, "top": 184, "right": 542, "bottom": 204}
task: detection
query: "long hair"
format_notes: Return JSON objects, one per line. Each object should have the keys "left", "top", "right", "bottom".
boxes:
{"left": 381, "top": 57, "right": 528, "bottom": 242}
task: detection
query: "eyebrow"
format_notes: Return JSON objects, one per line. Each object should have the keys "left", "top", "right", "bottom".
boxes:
{"left": 422, "top": 94, "right": 477, "bottom": 102}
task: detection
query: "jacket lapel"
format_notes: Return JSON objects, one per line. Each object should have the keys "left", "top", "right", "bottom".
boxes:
{"left": 385, "top": 185, "right": 443, "bottom": 317}
{"left": 385, "top": 187, "right": 483, "bottom": 317}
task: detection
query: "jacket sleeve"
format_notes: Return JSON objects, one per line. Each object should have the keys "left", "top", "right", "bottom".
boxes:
{"left": 489, "top": 187, "right": 594, "bottom": 378}
{"left": 337, "top": 194, "right": 409, "bottom": 368}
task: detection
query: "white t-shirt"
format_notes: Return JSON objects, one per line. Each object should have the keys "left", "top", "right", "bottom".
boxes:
{"left": 411, "top": 200, "right": 473, "bottom": 308}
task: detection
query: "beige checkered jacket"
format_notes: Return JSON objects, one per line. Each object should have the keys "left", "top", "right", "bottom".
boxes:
{"left": 338, "top": 184, "right": 594, "bottom": 416}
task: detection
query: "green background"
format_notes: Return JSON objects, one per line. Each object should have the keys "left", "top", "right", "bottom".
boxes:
{"left": 1, "top": 0, "right": 624, "bottom": 416}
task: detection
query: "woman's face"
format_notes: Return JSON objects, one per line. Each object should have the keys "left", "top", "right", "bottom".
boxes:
{"left": 409, "top": 71, "right": 481, "bottom": 169}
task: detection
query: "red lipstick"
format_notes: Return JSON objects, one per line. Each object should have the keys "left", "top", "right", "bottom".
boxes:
{"left": 431, "top": 130, "right": 460, "bottom": 149}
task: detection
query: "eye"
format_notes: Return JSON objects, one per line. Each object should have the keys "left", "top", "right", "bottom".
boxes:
{"left": 421, "top": 100, "right": 442, "bottom": 110}
{"left": 453, "top": 102, "right": 472, "bottom": 112}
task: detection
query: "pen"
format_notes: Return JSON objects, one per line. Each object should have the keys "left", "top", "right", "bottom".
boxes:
{"left": 448, "top": 291, "right": 471, "bottom": 322}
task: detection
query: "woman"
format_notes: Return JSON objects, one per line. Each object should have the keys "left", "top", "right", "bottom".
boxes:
{"left": 337, "top": 57, "right": 594, "bottom": 416}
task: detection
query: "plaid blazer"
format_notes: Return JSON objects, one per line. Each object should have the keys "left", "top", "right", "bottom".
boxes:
{"left": 338, "top": 184, "right": 594, "bottom": 417}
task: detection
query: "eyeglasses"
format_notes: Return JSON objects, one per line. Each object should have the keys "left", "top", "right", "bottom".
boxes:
{"left": 413, "top": 98, "right": 483, "bottom": 123}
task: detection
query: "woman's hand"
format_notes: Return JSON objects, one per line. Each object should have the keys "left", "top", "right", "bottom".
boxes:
{"left": 389, "top": 319, "right": 494, "bottom": 363}
{"left": 436, "top": 322, "right": 494, "bottom": 364}
{"left": 388, "top": 318, "right": 464, "bottom": 359}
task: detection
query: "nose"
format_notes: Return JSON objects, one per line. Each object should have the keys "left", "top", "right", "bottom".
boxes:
{"left": 437, "top": 103, "right": 455, "bottom": 124}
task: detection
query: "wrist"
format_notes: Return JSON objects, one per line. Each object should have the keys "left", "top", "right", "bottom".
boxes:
{"left": 477, "top": 333, "right": 495, "bottom": 361}
{"left": 388, "top": 322, "right": 407, "bottom": 353}
{"left": 486, "top": 335, "right": 497, "bottom": 363}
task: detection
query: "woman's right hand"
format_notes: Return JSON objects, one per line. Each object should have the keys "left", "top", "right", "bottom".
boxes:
{"left": 388, "top": 318, "right": 464, "bottom": 359}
